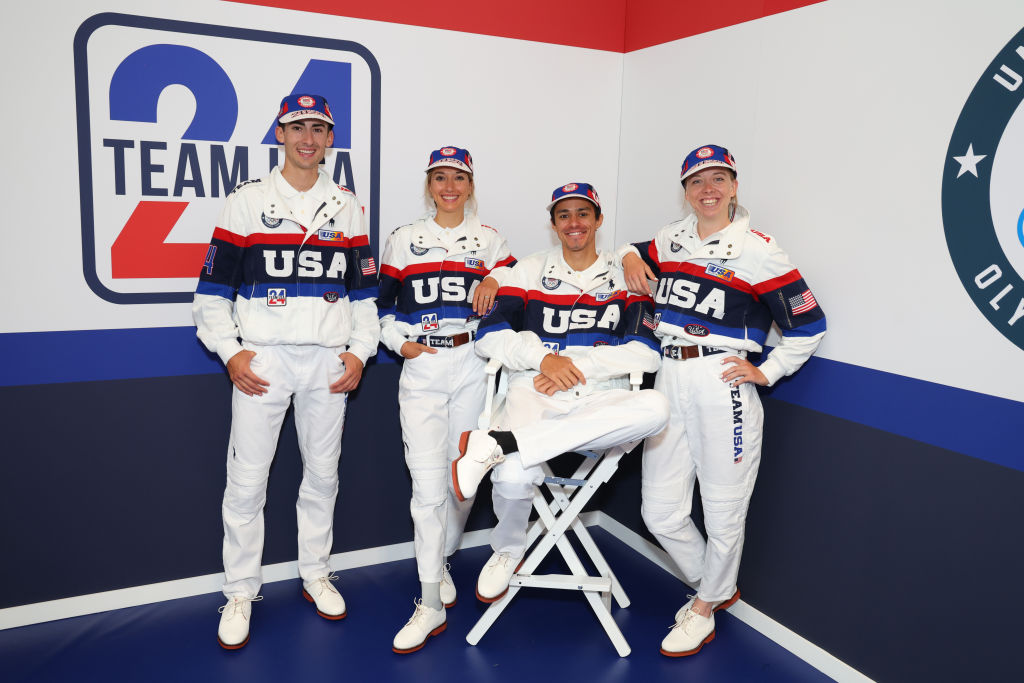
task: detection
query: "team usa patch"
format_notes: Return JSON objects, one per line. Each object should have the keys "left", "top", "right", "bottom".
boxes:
{"left": 262, "top": 213, "right": 282, "bottom": 228}
{"left": 323, "top": 291, "right": 339, "bottom": 303}
{"left": 318, "top": 229, "right": 345, "bottom": 241}
{"left": 705, "top": 263, "right": 735, "bottom": 281}
{"left": 268, "top": 288, "right": 287, "bottom": 306}
{"left": 465, "top": 257, "right": 485, "bottom": 270}
{"left": 562, "top": 183, "right": 578, "bottom": 192}
{"left": 542, "top": 277, "right": 560, "bottom": 290}
{"left": 440, "top": 147, "right": 457, "bottom": 156}
{"left": 670, "top": 241, "right": 683, "bottom": 252}
{"left": 410, "top": 244, "right": 429, "bottom": 256}
{"left": 684, "top": 323, "right": 710, "bottom": 337}
{"left": 421, "top": 313, "right": 439, "bottom": 332}
{"left": 788, "top": 289, "right": 818, "bottom": 315}
{"left": 642, "top": 313, "right": 658, "bottom": 330}
{"left": 360, "top": 257, "right": 377, "bottom": 275}
{"left": 696, "top": 147, "right": 714, "bottom": 159}
{"left": 297, "top": 95, "right": 316, "bottom": 108}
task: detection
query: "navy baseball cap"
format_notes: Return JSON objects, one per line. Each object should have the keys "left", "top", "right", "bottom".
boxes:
{"left": 425, "top": 146, "right": 474, "bottom": 174}
{"left": 680, "top": 144, "right": 737, "bottom": 184}
{"left": 277, "top": 94, "right": 335, "bottom": 126}
{"left": 546, "top": 182, "right": 601, "bottom": 211}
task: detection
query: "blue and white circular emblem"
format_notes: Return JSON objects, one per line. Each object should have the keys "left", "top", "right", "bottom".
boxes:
{"left": 261, "top": 212, "right": 282, "bottom": 228}
{"left": 942, "top": 27, "right": 1024, "bottom": 352}
{"left": 670, "top": 241, "right": 682, "bottom": 252}
{"left": 410, "top": 244, "right": 429, "bottom": 256}
{"left": 542, "top": 277, "right": 560, "bottom": 290}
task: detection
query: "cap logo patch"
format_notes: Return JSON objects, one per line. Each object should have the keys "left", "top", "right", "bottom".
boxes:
{"left": 696, "top": 147, "right": 714, "bottom": 159}
{"left": 440, "top": 147, "right": 457, "bottom": 156}
{"left": 562, "top": 183, "right": 578, "bottom": 192}
{"left": 297, "top": 95, "right": 315, "bottom": 108}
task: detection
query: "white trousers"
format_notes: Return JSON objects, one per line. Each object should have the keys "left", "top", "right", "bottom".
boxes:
{"left": 222, "top": 344, "right": 348, "bottom": 599}
{"left": 399, "top": 343, "right": 486, "bottom": 582}
{"left": 490, "top": 385, "right": 669, "bottom": 555}
{"left": 640, "top": 353, "right": 763, "bottom": 603}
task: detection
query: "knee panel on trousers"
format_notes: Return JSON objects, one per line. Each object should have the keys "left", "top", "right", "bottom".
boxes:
{"left": 407, "top": 450, "right": 448, "bottom": 506}
{"left": 299, "top": 466, "right": 340, "bottom": 499}
{"left": 700, "top": 482, "right": 750, "bottom": 543}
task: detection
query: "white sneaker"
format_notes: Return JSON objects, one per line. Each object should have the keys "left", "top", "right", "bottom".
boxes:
{"left": 392, "top": 599, "right": 446, "bottom": 654}
{"left": 440, "top": 563, "right": 457, "bottom": 608}
{"left": 217, "top": 595, "right": 262, "bottom": 650}
{"left": 660, "top": 607, "right": 715, "bottom": 657}
{"left": 452, "top": 431, "right": 505, "bottom": 501}
{"left": 302, "top": 574, "right": 346, "bottom": 620}
{"left": 476, "top": 551, "right": 524, "bottom": 602}
{"left": 673, "top": 588, "right": 741, "bottom": 621}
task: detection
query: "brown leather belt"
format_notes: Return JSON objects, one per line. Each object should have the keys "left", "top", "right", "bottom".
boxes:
{"left": 663, "top": 345, "right": 727, "bottom": 360}
{"left": 416, "top": 331, "right": 475, "bottom": 348}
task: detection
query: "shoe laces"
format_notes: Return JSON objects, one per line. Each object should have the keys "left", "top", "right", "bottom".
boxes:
{"left": 671, "top": 605, "right": 708, "bottom": 633}
{"left": 219, "top": 595, "right": 263, "bottom": 616}
{"left": 406, "top": 598, "right": 437, "bottom": 625}
{"left": 311, "top": 573, "right": 340, "bottom": 595}
{"left": 488, "top": 552, "right": 517, "bottom": 569}
{"left": 441, "top": 563, "right": 453, "bottom": 584}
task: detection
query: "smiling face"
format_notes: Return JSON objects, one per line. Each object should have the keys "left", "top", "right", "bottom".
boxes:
{"left": 275, "top": 119, "right": 333, "bottom": 174}
{"left": 684, "top": 166, "right": 738, "bottom": 227}
{"left": 551, "top": 197, "right": 603, "bottom": 257}
{"left": 427, "top": 167, "right": 473, "bottom": 218}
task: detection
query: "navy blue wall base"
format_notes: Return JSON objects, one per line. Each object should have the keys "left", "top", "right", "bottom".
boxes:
{"left": 598, "top": 397, "right": 1024, "bottom": 683}
{"left": 0, "top": 362, "right": 498, "bottom": 609}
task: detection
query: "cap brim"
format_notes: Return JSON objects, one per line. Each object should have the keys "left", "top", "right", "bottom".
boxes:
{"left": 546, "top": 194, "right": 600, "bottom": 211}
{"left": 425, "top": 160, "right": 473, "bottom": 174}
{"left": 278, "top": 110, "right": 335, "bottom": 126}
{"left": 680, "top": 160, "right": 735, "bottom": 183}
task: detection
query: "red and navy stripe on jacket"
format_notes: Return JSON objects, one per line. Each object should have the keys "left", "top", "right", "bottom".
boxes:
{"left": 479, "top": 285, "right": 660, "bottom": 352}
{"left": 376, "top": 254, "right": 516, "bottom": 324}
{"left": 636, "top": 239, "right": 825, "bottom": 345}
{"left": 195, "top": 227, "right": 379, "bottom": 302}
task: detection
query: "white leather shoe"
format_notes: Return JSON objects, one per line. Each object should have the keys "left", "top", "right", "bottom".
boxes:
{"left": 452, "top": 431, "right": 504, "bottom": 501}
{"left": 392, "top": 600, "right": 446, "bottom": 654}
{"left": 660, "top": 607, "right": 715, "bottom": 657}
{"left": 476, "top": 551, "right": 524, "bottom": 602}
{"left": 673, "top": 588, "right": 740, "bottom": 621}
{"left": 440, "top": 563, "right": 456, "bottom": 608}
{"left": 302, "top": 574, "right": 346, "bottom": 620}
{"left": 217, "top": 595, "right": 262, "bottom": 650}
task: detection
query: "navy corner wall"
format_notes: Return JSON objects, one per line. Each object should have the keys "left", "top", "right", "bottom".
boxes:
{"left": 599, "top": 394, "right": 1024, "bottom": 683}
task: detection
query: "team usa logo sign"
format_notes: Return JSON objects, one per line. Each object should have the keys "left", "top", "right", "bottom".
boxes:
{"left": 942, "top": 27, "right": 1024, "bottom": 351}
{"left": 73, "top": 13, "right": 381, "bottom": 304}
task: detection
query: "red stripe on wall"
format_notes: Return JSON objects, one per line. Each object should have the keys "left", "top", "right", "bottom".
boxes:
{"left": 225, "top": 0, "right": 629, "bottom": 52}
{"left": 624, "top": 0, "right": 827, "bottom": 52}
{"left": 225, "top": 0, "right": 826, "bottom": 52}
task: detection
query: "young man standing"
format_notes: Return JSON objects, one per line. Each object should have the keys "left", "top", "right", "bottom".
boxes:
{"left": 452, "top": 183, "right": 669, "bottom": 601}
{"left": 193, "top": 94, "right": 379, "bottom": 649}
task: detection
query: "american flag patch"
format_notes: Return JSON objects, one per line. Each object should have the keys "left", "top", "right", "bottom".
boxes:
{"left": 788, "top": 289, "right": 817, "bottom": 315}
{"left": 642, "top": 313, "right": 658, "bottom": 330}
{"left": 360, "top": 257, "right": 377, "bottom": 275}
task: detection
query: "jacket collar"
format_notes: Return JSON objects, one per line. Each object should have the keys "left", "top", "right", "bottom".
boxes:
{"left": 541, "top": 248, "right": 618, "bottom": 293}
{"left": 666, "top": 205, "right": 751, "bottom": 260}
{"left": 408, "top": 213, "right": 490, "bottom": 254}
{"left": 261, "top": 167, "right": 351, "bottom": 232}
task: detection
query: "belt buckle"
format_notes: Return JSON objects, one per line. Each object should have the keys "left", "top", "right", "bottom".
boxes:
{"left": 668, "top": 346, "right": 682, "bottom": 360}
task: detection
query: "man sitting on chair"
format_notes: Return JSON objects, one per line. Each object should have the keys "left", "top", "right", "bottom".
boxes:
{"left": 452, "top": 182, "right": 669, "bottom": 602}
